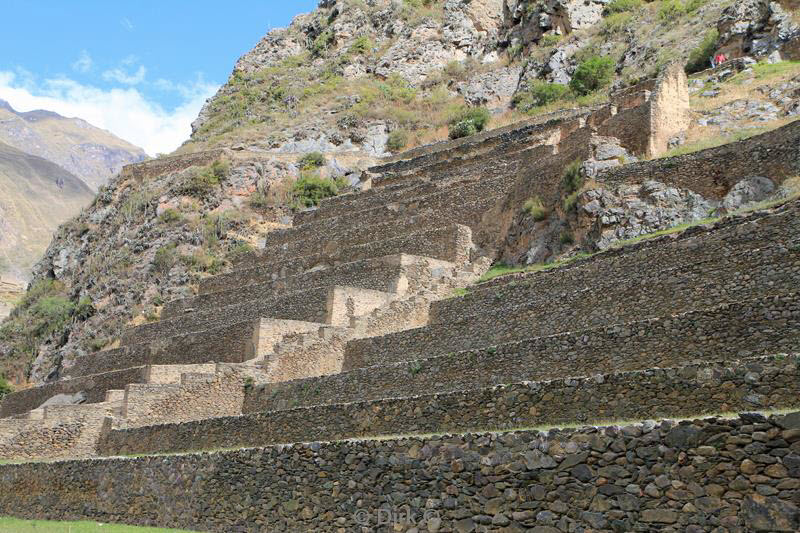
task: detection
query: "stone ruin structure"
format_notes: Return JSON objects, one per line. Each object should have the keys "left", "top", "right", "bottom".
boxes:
{"left": 0, "top": 64, "right": 799, "bottom": 531}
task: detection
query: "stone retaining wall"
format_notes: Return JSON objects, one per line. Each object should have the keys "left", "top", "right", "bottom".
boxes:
{"left": 598, "top": 120, "right": 800, "bottom": 199}
{"left": 293, "top": 180, "right": 438, "bottom": 227}
{"left": 432, "top": 203, "right": 800, "bottom": 323}
{"left": 99, "top": 356, "right": 799, "bottom": 457}
{"left": 344, "top": 246, "right": 799, "bottom": 368}
{"left": 120, "top": 372, "right": 244, "bottom": 429}
{"left": 0, "top": 402, "right": 118, "bottom": 461}
{"left": 0, "top": 367, "right": 149, "bottom": 418}
{"left": 3, "top": 413, "right": 798, "bottom": 531}
{"left": 122, "top": 287, "right": 333, "bottom": 346}
{"left": 370, "top": 110, "right": 580, "bottom": 178}
{"left": 65, "top": 320, "right": 259, "bottom": 378}
{"left": 248, "top": 293, "right": 800, "bottom": 412}
{"left": 246, "top": 174, "right": 509, "bottom": 262}
{"left": 224, "top": 224, "right": 472, "bottom": 288}
{"left": 257, "top": 194, "right": 498, "bottom": 265}
{"left": 183, "top": 254, "right": 413, "bottom": 310}
{"left": 119, "top": 149, "right": 224, "bottom": 181}
{"left": 123, "top": 283, "right": 396, "bottom": 348}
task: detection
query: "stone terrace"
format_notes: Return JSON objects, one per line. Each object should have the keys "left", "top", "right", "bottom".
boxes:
{"left": 1, "top": 65, "right": 799, "bottom": 531}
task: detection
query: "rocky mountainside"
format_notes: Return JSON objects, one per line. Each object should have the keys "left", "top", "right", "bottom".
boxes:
{"left": 184, "top": 0, "right": 798, "bottom": 154}
{"left": 0, "top": 99, "right": 147, "bottom": 191}
{"left": 0, "top": 0, "right": 798, "bottom": 387}
{"left": 0, "top": 140, "right": 94, "bottom": 290}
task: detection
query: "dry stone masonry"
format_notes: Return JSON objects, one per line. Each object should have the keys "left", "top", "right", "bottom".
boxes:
{"left": 1, "top": 64, "right": 799, "bottom": 531}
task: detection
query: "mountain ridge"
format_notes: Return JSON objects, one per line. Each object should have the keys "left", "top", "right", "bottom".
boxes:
{"left": 0, "top": 99, "right": 147, "bottom": 191}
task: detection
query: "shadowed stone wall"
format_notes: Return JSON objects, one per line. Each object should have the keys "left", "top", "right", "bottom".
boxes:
{"left": 99, "top": 356, "right": 800, "bottom": 457}
{"left": 1, "top": 413, "right": 798, "bottom": 532}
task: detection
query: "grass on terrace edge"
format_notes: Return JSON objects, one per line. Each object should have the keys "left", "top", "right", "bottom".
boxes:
{"left": 0, "top": 517, "right": 199, "bottom": 533}
{"left": 473, "top": 185, "right": 800, "bottom": 285}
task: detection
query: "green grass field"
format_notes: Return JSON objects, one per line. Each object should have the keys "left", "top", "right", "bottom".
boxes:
{"left": 0, "top": 518, "right": 198, "bottom": 533}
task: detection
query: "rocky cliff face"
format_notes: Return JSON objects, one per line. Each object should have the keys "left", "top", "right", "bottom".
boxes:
{"left": 0, "top": 100, "right": 147, "bottom": 191}
{"left": 1, "top": 0, "right": 798, "bottom": 386}
{"left": 186, "top": 0, "right": 798, "bottom": 156}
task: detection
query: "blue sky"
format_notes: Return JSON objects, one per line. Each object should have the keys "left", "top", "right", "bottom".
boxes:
{"left": 0, "top": 0, "right": 318, "bottom": 154}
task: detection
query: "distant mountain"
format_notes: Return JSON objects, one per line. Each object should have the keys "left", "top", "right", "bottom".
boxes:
{"left": 0, "top": 141, "right": 94, "bottom": 288}
{"left": 0, "top": 99, "right": 147, "bottom": 191}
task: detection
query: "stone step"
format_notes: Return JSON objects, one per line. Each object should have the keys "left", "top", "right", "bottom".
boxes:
{"left": 250, "top": 292, "right": 800, "bottom": 411}
{"left": 436, "top": 199, "right": 800, "bottom": 321}
{"left": 368, "top": 110, "right": 575, "bottom": 183}
{"left": 211, "top": 224, "right": 472, "bottom": 288}
{"left": 98, "top": 354, "right": 800, "bottom": 457}
{"left": 118, "top": 370, "right": 244, "bottom": 430}
{"left": 191, "top": 253, "right": 452, "bottom": 308}
{"left": 1, "top": 400, "right": 121, "bottom": 461}
{"left": 370, "top": 136, "right": 552, "bottom": 191}
{"left": 64, "top": 320, "right": 264, "bottom": 379}
{"left": 0, "top": 367, "right": 151, "bottom": 419}
{"left": 344, "top": 245, "right": 799, "bottom": 369}
{"left": 122, "top": 285, "right": 395, "bottom": 347}
{"left": 270, "top": 170, "right": 515, "bottom": 252}
{"left": 259, "top": 194, "right": 500, "bottom": 264}
{"left": 292, "top": 178, "right": 441, "bottom": 227}
{"left": 293, "top": 118, "right": 558, "bottom": 228}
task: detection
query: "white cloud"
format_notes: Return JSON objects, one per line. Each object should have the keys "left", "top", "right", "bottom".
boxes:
{"left": 72, "top": 50, "right": 93, "bottom": 74}
{"left": 121, "top": 18, "right": 134, "bottom": 32}
{"left": 0, "top": 71, "right": 218, "bottom": 156}
{"left": 102, "top": 65, "right": 147, "bottom": 85}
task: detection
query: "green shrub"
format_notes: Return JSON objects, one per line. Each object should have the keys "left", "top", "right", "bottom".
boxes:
{"left": 514, "top": 82, "right": 571, "bottom": 112}
{"left": 601, "top": 12, "right": 633, "bottom": 35}
{"left": 158, "top": 208, "right": 182, "bottom": 224}
{"left": 178, "top": 160, "right": 228, "bottom": 198}
{"left": 29, "top": 295, "right": 75, "bottom": 336}
{"left": 181, "top": 250, "right": 223, "bottom": 274}
{"left": 448, "top": 106, "right": 490, "bottom": 139}
{"left": 448, "top": 120, "right": 477, "bottom": 139}
{"left": 540, "top": 34, "right": 563, "bottom": 47}
{"left": 153, "top": 244, "right": 177, "bottom": 275}
{"left": 560, "top": 230, "right": 575, "bottom": 245}
{"left": 74, "top": 296, "right": 95, "bottom": 321}
{"left": 0, "top": 376, "right": 12, "bottom": 400}
{"left": 507, "top": 44, "right": 524, "bottom": 59}
{"left": 443, "top": 60, "right": 466, "bottom": 81}
{"left": 380, "top": 74, "right": 417, "bottom": 103}
{"left": 248, "top": 191, "right": 271, "bottom": 209}
{"left": 524, "top": 196, "right": 549, "bottom": 221}
{"left": 658, "top": 0, "right": 685, "bottom": 20}
{"left": 685, "top": 29, "right": 719, "bottom": 73}
{"left": 605, "top": 0, "right": 643, "bottom": 13}
{"left": 292, "top": 173, "right": 340, "bottom": 208}
{"left": 349, "top": 36, "right": 374, "bottom": 55}
{"left": 297, "top": 152, "right": 325, "bottom": 170}
{"left": 569, "top": 56, "right": 615, "bottom": 96}
{"left": 563, "top": 190, "right": 581, "bottom": 212}
{"left": 387, "top": 129, "right": 409, "bottom": 152}
{"left": 403, "top": 0, "right": 435, "bottom": 7}
{"left": 227, "top": 241, "right": 256, "bottom": 261}
{"left": 311, "top": 30, "right": 334, "bottom": 56}
{"left": 684, "top": 0, "right": 708, "bottom": 13}
{"left": 562, "top": 160, "right": 584, "bottom": 194}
